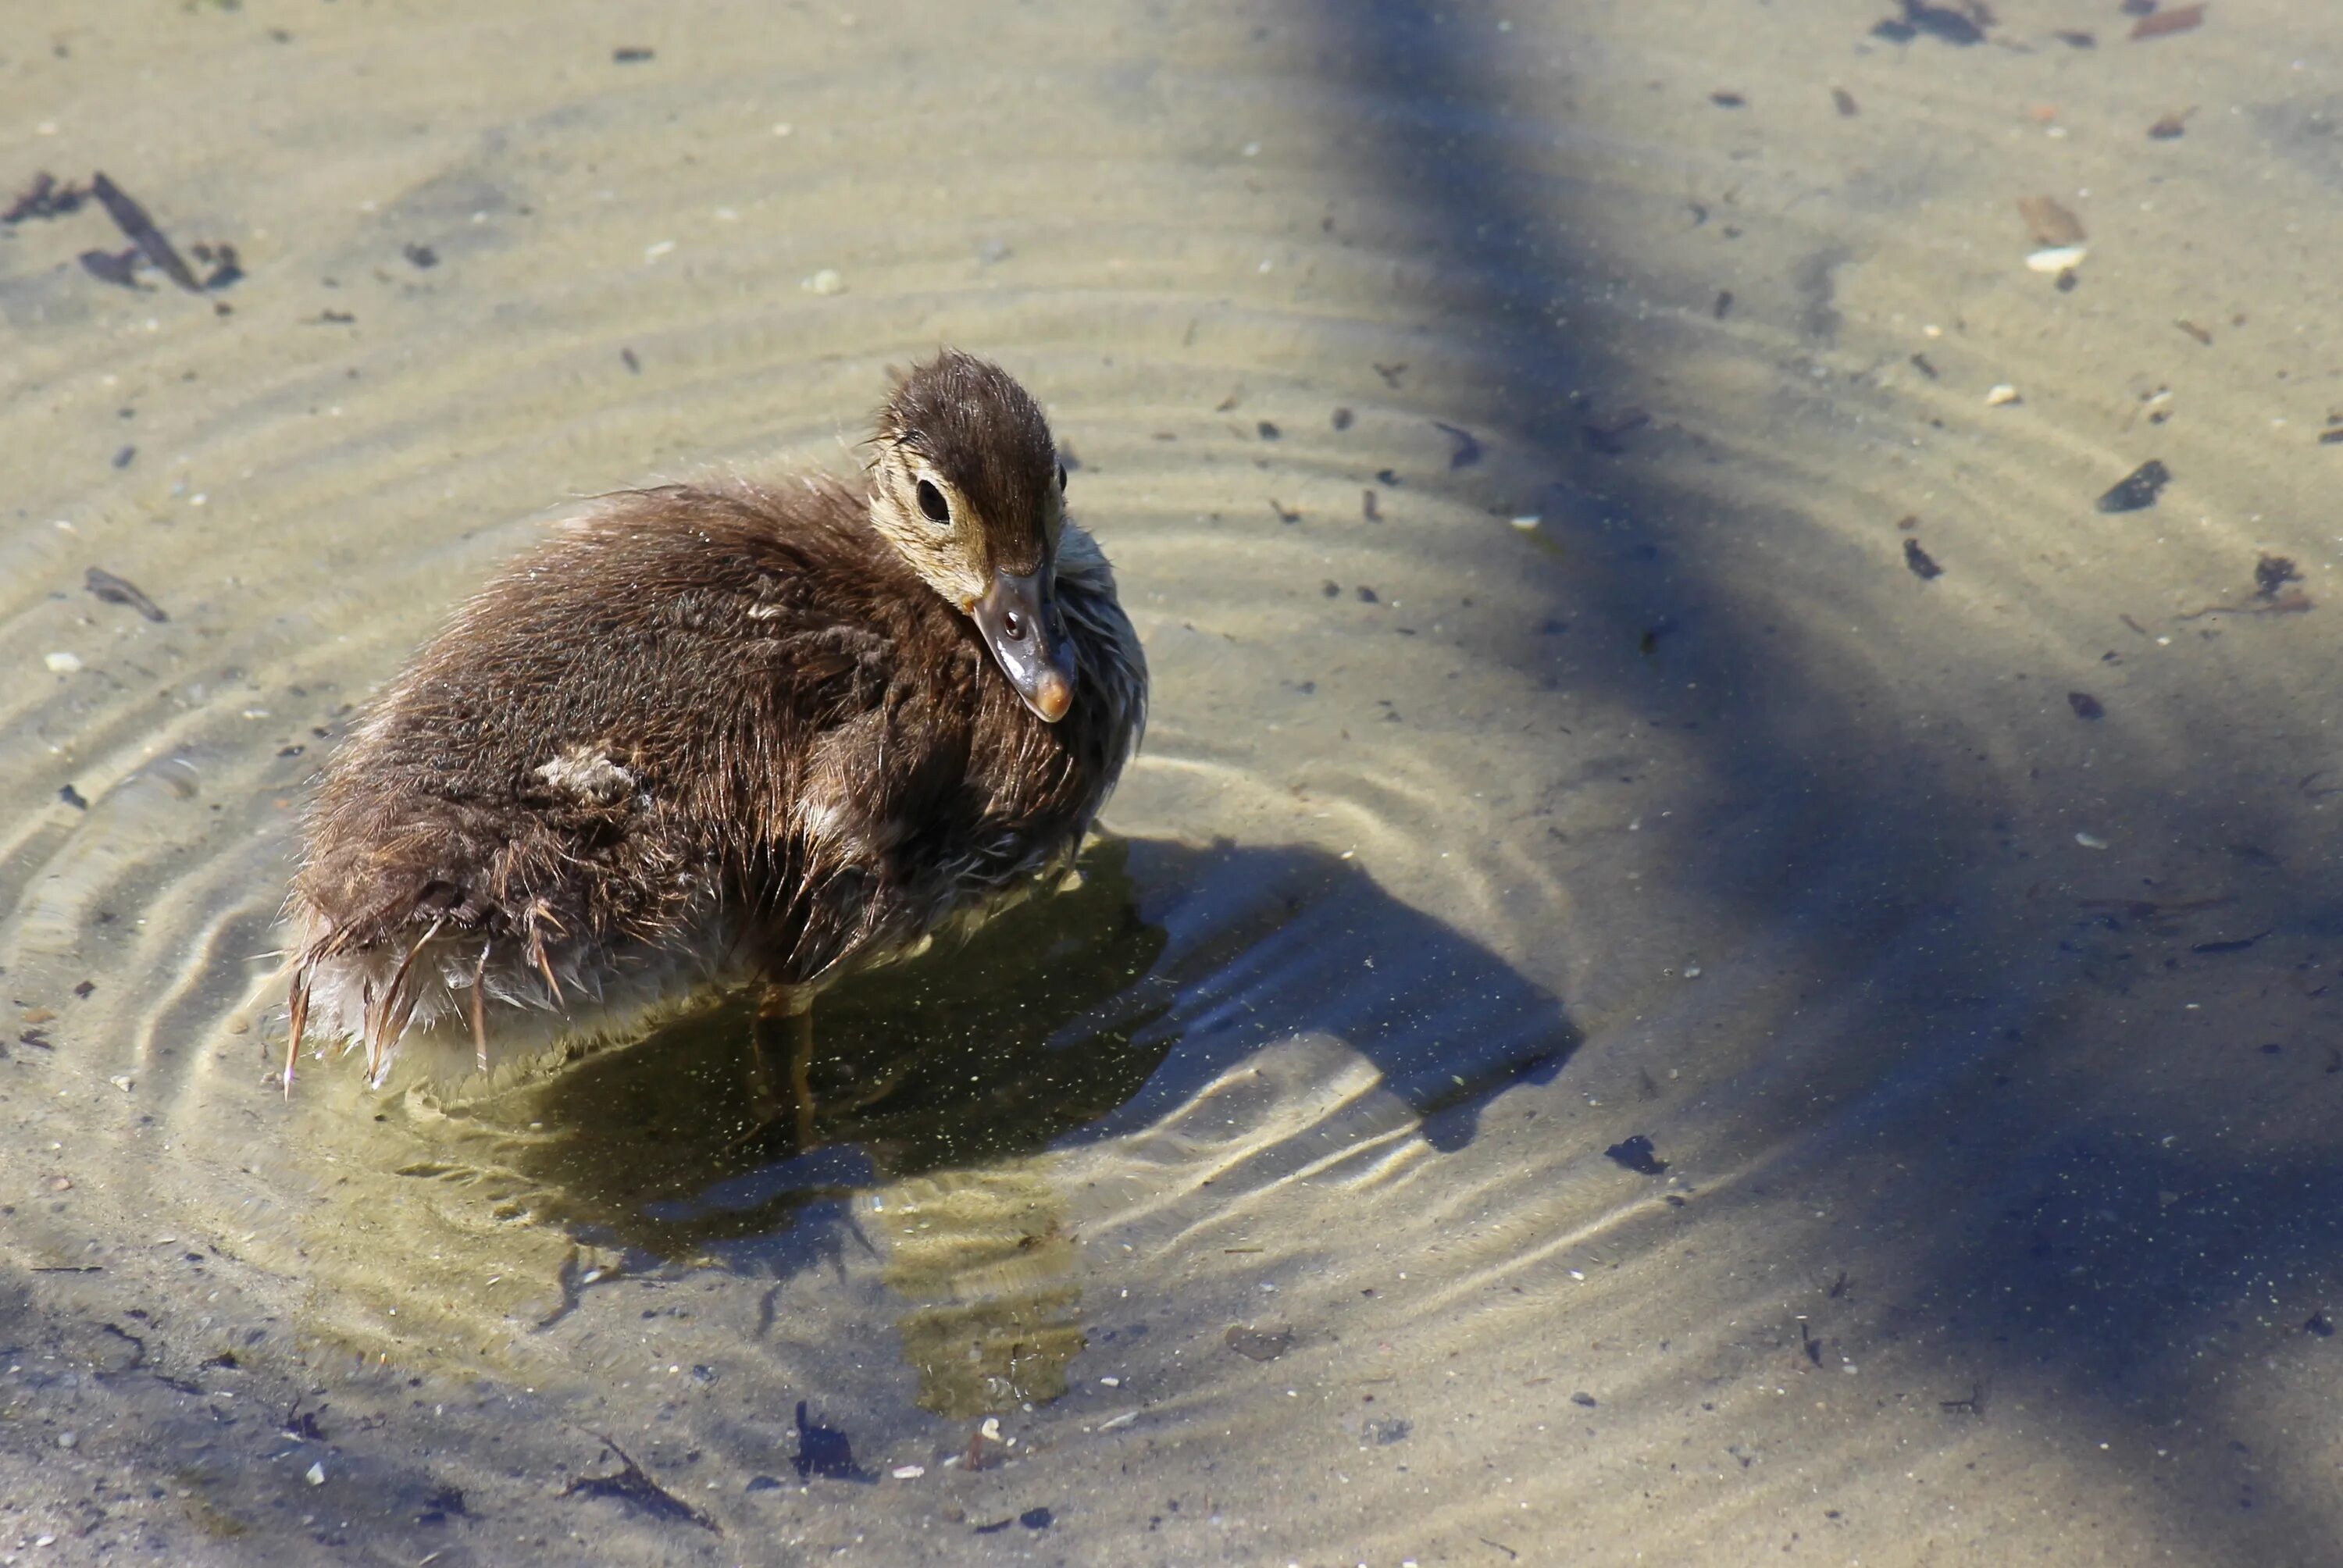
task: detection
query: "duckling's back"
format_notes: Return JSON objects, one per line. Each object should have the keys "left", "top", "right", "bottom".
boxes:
{"left": 288, "top": 477, "right": 1141, "bottom": 1084}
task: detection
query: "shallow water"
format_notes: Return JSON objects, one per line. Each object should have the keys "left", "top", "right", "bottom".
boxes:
{"left": 5, "top": 1, "right": 2342, "bottom": 1562}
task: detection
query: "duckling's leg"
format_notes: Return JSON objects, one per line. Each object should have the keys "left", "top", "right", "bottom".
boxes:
{"left": 750, "top": 981, "right": 818, "bottom": 1149}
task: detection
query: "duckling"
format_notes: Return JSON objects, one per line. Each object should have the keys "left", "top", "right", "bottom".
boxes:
{"left": 284, "top": 349, "right": 1146, "bottom": 1092}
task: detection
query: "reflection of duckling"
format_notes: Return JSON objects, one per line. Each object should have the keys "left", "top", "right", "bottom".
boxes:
{"left": 286, "top": 351, "right": 1147, "bottom": 1089}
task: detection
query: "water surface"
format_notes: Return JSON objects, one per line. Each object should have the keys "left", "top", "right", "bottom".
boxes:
{"left": 4, "top": 2, "right": 2341, "bottom": 1562}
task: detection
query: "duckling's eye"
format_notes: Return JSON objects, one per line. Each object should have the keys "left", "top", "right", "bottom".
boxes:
{"left": 915, "top": 479, "right": 950, "bottom": 524}
{"left": 1057, "top": 463, "right": 1068, "bottom": 493}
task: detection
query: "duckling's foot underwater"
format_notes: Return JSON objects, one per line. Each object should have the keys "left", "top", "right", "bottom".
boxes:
{"left": 282, "top": 349, "right": 1146, "bottom": 1092}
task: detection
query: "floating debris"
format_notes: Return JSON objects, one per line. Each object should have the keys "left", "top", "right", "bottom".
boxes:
{"left": 2174, "top": 319, "right": 2213, "bottom": 346}
{"left": 1432, "top": 421, "right": 1483, "bottom": 469}
{"left": 1876, "top": 1, "right": 1988, "bottom": 45}
{"left": 2190, "top": 931, "right": 2269, "bottom": 955}
{"left": 190, "top": 241, "right": 241, "bottom": 290}
{"left": 1225, "top": 1324, "right": 1294, "bottom": 1362}
{"left": 91, "top": 173, "right": 201, "bottom": 292}
{"left": 564, "top": 1436, "right": 721, "bottom": 1531}
{"left": 2017, "top": 194, "right": 2086, "bottom": 248}
{"left": 1604, "top": 1135, "right": 1667, "bottom": 1174}
{"left": 1582, "top": 408, "right": 1649, "bottom": 455}
{"left": 84, "top": 566, "right": 166, "bottom": 622}
{"left": 2131, "top": 4, "right": 2206, "bottom": 40}
{"left": 2096, "top": 460, "right": 2170, "bottom": 512}
{"left": 3, "top": 171, "right": 87, "bottom": 223}
{"left": 1904, "top": 539, "right": 1943, "bottom": 580}
{"left": 790, "top": 1401, "right": 864, "bottom": 1481}
{"left": 2256, "top": 554, "right": 2302, "bottom": 598}
{"left": 80, "top": 248, "right": 144, "bottom": 289}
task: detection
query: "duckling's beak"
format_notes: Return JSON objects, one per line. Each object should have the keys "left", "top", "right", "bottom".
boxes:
{"left": 972, "top": 565, "right": 1078, "bottom": 722}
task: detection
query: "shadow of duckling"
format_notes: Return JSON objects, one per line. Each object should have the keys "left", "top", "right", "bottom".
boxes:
{"left": 411, "top": 835, "right": 1576, "bottom": 1260}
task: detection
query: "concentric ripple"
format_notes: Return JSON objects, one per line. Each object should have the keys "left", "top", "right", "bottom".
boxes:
{"left": 5, "top": 1, "right": 2342, "bottom": 1562}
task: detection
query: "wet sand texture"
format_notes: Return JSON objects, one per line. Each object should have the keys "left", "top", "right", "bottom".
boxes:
{"left": 3, "top": 2, "right": 2340, "bottom": 1562}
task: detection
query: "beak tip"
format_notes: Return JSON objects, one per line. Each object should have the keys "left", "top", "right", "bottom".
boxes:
{"left": 1032, "top": 674, "right": 1074, "bottom": 723}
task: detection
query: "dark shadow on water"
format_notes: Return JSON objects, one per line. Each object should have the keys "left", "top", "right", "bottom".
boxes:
{"left": 1309, "top": 2, "right": 2343, "bottom": 1555}
{"left": 458, "top": 835, "right": 1574, "bottom": 1260}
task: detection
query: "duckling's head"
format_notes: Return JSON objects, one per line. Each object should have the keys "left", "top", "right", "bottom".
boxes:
{"left": 868, "top": 349, "right": 1078, "bottom": 723}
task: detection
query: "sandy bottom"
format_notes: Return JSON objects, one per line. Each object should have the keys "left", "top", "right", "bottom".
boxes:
{"left": 4, "top": 1, "right": 2341, "bottom": 1563}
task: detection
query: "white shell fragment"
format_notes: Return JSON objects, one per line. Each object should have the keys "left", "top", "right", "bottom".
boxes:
{"left": 44, "top": 651, "right": 84, "bottom": 673}
{"left": 2026, "top": 244, "right": 2088, "bottom": 274}
{"left": 1984, "top": 384, "right": 2020, "bottom": 406}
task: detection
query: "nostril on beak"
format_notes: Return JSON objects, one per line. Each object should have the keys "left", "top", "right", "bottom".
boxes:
{"left": 1003, "top": 611, "right": 1026, "bottom": 641}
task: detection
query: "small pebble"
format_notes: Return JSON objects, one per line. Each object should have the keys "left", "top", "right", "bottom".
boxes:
{"left": 891, "top": 1464, "right": 925, "bottom": 1479}
{"left": 2026, "top": 244, "right": 2088, "bottom": 273}
{"left": 802, "top": 269, "right": 844, "bottom": 295}
{"left": 57, "top": 1431, "right": 77, "bottom": 1449}
{"left": 45, "top": 651, "right": 84, "bottom": 674}
{"left": 2075, "top": 832, "right": 2110, "bottom": 850}
{"left": 1984, "top": 384, "right": 2020, "bottom": 406}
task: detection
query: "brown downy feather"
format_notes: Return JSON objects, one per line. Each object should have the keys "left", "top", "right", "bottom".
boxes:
{"left": 285, "top": 351, "right": 1145, "bottom": 1089}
